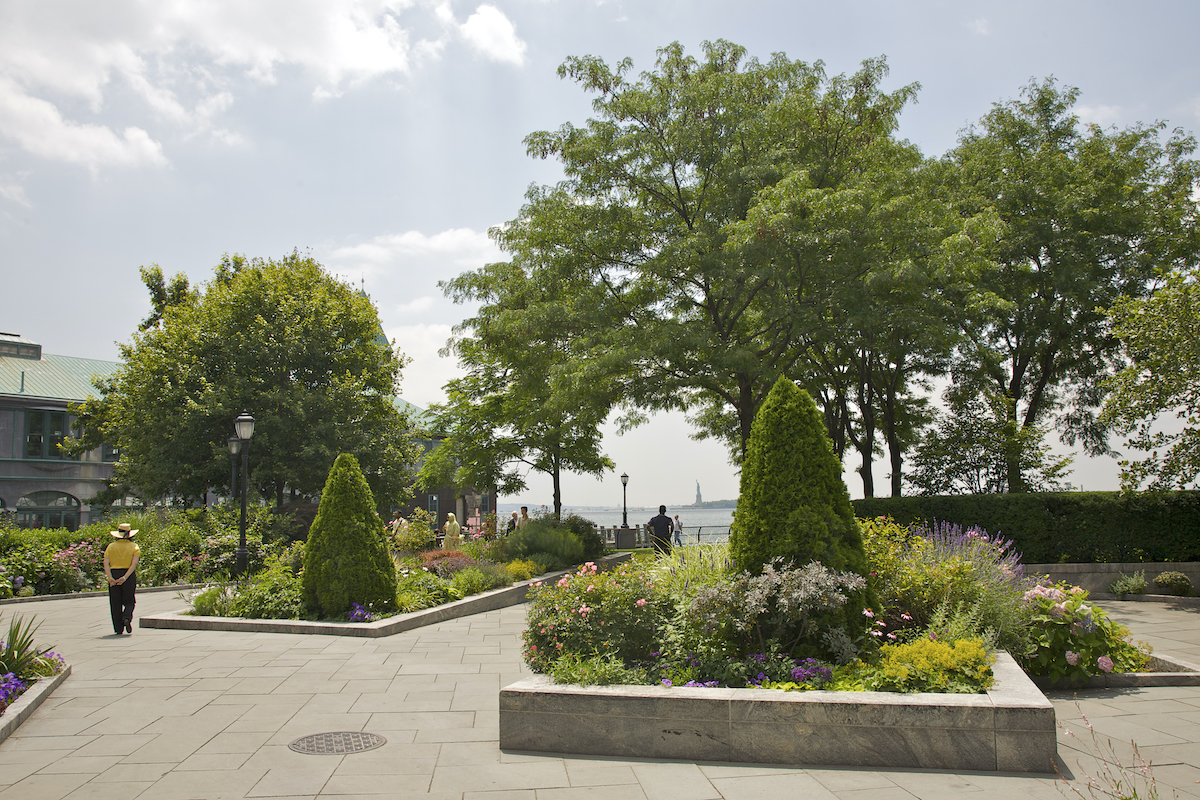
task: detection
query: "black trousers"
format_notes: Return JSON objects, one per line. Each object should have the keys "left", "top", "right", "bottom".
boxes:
{"left": 108, "top": 568, "right": 136, "bottom": 633}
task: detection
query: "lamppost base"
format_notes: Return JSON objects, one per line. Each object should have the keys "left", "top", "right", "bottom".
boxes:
{"left": 235, "top": 547, "right": 248, "bottom": 578}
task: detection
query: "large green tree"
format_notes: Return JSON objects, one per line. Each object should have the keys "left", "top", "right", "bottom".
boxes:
{"left": 505, "top": 41, "right": 923, "bottom": 465}
{"left": 941, "top": 78, "right": 1200, "bottom": 491}
{"left": 70, "top": 252, "right": 421, "bottom": 508}
{"left": 419, "top": 254, "right": 617, "bottom": 518}
{"left": 1101, "top": 266, "right": 1200, "bottom": 490}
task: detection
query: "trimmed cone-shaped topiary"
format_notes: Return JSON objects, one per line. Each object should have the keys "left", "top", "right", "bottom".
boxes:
{"left": 303, "top": 453, "right": 397, "bottom": 618}
{"left": 730, "top": 377, "right": 869, "bottom": 578}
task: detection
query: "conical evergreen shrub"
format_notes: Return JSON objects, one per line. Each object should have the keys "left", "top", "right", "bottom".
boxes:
{"left": 303, "top": 453, "right": 397, "bottom": 617}
{"left": 730, "top": 377, "right": 869, "bottom": 578}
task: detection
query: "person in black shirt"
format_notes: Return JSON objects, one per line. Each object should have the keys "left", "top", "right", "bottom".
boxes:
{"left": 647, "top": 505, "right": 673, "bottom": 555}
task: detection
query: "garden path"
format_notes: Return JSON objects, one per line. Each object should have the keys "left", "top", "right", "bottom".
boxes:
{"left": 0, "top": 592, "right": 1197, "bottom": 800}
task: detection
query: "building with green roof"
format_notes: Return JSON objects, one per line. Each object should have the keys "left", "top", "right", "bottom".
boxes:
{"left": 0, "top": 333, "right": 119, "bottom": 529}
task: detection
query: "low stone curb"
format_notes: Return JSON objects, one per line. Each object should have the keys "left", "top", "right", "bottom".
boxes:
{"left": 500, "top": 652, "right": 1057, "bottom": 773}
{"left": 1033, "top": 653, "right": 1200, "bottom": 691}
{"left": 1, "top": 584, "right": 206, "bottom": 606}
{"left": 0, "top": 666, "right": 71, "bottom": 747}
{"left": 1088, "top": 592, "right": 1200, "bottom": 608}
{"left": 139, "top": 552, "right": 630, "bottom": 638}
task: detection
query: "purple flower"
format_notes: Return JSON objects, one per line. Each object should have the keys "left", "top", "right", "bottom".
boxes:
{"left": 1097, "top": 656, "right": 1114, "bottom": 673}
{"left": 661, "top": 679, "right": 672, "bottom": 687}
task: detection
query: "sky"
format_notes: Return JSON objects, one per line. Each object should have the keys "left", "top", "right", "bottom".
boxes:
{"left": 2, "top": 0, "right": 1198, "bottom": 510}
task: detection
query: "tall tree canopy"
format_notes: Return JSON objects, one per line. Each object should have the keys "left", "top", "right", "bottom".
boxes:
{"left": 71, "top": 252, "right": 421, "bottom": 508}
{"left": 940, "top": 78, "right": 1200, "bottom": 492}
{"left": 419, "top": 254, "right": 617, "bottom": 518}
{"left": 505, "top": 40, "right": 927, "bottom": 466}
{"left": 1102, "top": 265, "right": 1200, "bottom": 490}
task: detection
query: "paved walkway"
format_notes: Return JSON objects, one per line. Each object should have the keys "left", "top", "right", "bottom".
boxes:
{"left": 1, "top": 592, "right": 1197, "bottom": 800}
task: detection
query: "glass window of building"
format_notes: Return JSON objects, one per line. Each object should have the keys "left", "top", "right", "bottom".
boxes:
{"left": 15, "top": 491, "right": 80, "bottom": 531}
{"left": 25, "top": 411, "right": 75, "bottom": 460}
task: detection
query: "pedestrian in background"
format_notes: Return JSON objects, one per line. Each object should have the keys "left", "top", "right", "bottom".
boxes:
{"left": 648, "top": 505, "right": 673, "bottom": 555}
{"left": 103, "top": 523, "right": 140, "bottom": 635}
{"left": 672, "top": 514, "right": 683, "bottom": 546}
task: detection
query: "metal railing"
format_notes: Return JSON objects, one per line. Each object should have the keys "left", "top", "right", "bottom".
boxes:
{"left": 597, "top": 525, "right": 731, "bottom": 548}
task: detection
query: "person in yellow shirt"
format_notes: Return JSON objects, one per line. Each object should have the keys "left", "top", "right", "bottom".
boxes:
{"left": 103, "top": 523, "right": 141, "bottom": 635}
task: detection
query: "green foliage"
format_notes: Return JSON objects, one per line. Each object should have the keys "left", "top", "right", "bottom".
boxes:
{"left": 1021, "top": 585, "right": 1150, "bottom": 682}
{"left": 502, "top": 559, "right": 542, "bottom": 581}
{"left": 449, "top": 564, "right": 512, "bottom": 597}
{"left": 1109, "top": 572, "right": 1148, "bottom": 597}
{"left": 647, "top": 541, "right": 736, "bottom": 598}
{"left": 908, "top": 390, "right": 1073, "bottom": 495}
{"left": 942, "top": 78, "right": 1200, "bottom": 492}
{"left": 523, "top": 562, "right": 669, "bottom": 674}
{"left": 1152, "top": 571, "right": 1193, "bottom": 596}
{"left": 302, "top": 454, "right": 397, "bottom": 618}
{"left": 395, "top": 568, "right": 457, "bottom": 612}
{"left": 560, "top": 514, "right": 606, "bottom": 561}
{"left": 1103, "top": 265, "right": 1200, "bottom": 491}
{"left": 730, "top": 378, "right": 869, "bottom": 584}
{"left": 853, "top": 491, "right": 1200, "bottom": 564}
{"left": 0, "top": 615, "right": 56, "bottom": 682}
{"left": 68, "top": 251, "right": 422, "bottom": 508}
{"left": 497, "top": 520, "right": 585, "bottom": 566}
{"left": 390, "top": 515, "right": 436, "bottom": 553}
{"left": 189, "top": 585, "right": 238, "bottom": 617}
{"left": 547, "top": 653, "right": 649, "bottom": 686}
{"left": 230, "top": 544, "right": 305, "bottom": 619}
{"left": 860, "top": 517, "right": 1035, "bottom": 655}
{"left": 862, "top": 638, "right": 994, "bottom": 694}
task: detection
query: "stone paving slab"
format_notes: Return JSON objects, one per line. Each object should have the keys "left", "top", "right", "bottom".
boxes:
{"left": 0, "top": 590, "right": 1196, "bottom": 799}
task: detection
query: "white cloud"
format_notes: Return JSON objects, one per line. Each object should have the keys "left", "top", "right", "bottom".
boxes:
{"left": 0, "top": 77, "right": 166, "bottom": 170}
{"left": 968, "top": 18, "right": 989, "bottom": 36}
{"left": 0, "top": 174, "right": 31, "bottom": 206}
{"left": 1076, "top": 104, "right": 1122, "bottom": 126}
{"left": 0, "top": 0, "right": 434, "bottom": 167}
{"left": 331, "top": 227, "right": 501, "bottom": 274}
{"left": 459, "top": 5, "right": 527, "bottom": 65}
{"left": 395, "top": 296, "right": 436, "bottom": 314}
{"left": 387, "top": 322, "right": 460, "bottom": 407}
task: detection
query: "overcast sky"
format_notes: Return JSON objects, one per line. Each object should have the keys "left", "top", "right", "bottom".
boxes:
{"left": 2, "top": 1, "right": 1197, "bottom": 509}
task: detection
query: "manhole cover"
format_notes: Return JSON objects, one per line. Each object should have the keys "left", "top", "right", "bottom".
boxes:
{"left": 288, "top": 731, "right": 387, "bottom": 755}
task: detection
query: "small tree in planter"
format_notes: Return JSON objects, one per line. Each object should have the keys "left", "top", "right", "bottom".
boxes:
{"left": 729, "top": 377, "right": 875, "bottom": 654}
{"left": 303, "top": 453, "right": 397, "bottom": 618}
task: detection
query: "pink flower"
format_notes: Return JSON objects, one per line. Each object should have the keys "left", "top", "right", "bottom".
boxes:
{"left": 1097, "top": 656, "right": 1114, "bottom": 673}
{"left": 862, "top": 609, "right": 874, "bottom": 618}
{"left": 579, "top": 605, "right": 591, "bottom": 615}
{"left": 900, "top": 613, "right": 912, "bottom": 621}
{"left": 876, "top": 621, "right": 886, "bottom": 627}
{"left": 886, "top": 633, "right": 897, "bottom": 640}
{"left": 870, "top": 630, "right": 882, "bottom": 637}
{"left": 587, "top": 585, "right": 595, "bottom": 592}
{"left": 1065, "top": 651, "right": 1079, "bottom": 666}
{"left": 636, "top": 598, "right": 647, "bottom": 607}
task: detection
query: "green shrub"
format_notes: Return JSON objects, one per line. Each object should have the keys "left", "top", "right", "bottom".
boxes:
{"left": 649, "top": 542, "right": 736, "bottom": 598}
{"left": 190, "top": 585, "right": 238, "bottom": 617}
{"left": 861, "top": 638, "right": 995, "bottom": 694}
{"left": 523, "top": 562, "right": 669, "bottom": 673}
{"left": 730, "top": 378, "right": 869, "bottom": 581}
{"left": 503, "top": 559, "right": 542, "bottom": 581}
{"left": 853, "top": 491, "right": 1200, "bottom": 564}
{"left": 231, "top": 543, "right": 305, "bottom": 619}
{"left": 499, "top": 523, "right": 584, "bottom": 566}
{"left": 1109, "top": 571, "right": 1148, "bottom": 597}
{"left": 560, "top": 514, "right": 607, "bottom": 561}
{"left": 526, "top": 552, "right": 568, "bottom": 574}
{"left": 302, "top": 454, "right": 397, "bottom": 618}
{"left": 1152, "top": 571, "right": 1193, "bottom": 596}
{"left": 418, "top": 550, "right": 477, "bottom": 578}
{"left": 395, "top": 568, "right": 457, "bottom": 612}
{"left": 0, "top": 614, "right": 56, "bottom": 682}
{"left": 449, "top": 564, "right": 511, "bottom": 596}
{"left": 1021, "top": 585, "right": 1150, "bottom": 682}
{"left": 390, "top": 508, "right": 437, "bottom": 552}
{"left": 548, "top": 653, "right": 649, "bottom": 686}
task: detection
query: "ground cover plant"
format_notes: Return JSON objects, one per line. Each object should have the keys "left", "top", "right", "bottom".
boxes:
{"left": 0, "top": 614, "right": 67, "bottom": 717}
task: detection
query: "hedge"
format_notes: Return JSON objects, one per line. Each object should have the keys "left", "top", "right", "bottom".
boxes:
{"left": 851, "top": 491, "right": 1200, "bottom": 564}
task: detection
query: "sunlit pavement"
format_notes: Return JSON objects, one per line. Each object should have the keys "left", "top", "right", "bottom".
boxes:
{"left": 1, "top": 591, "right": 1197, "bottom": 800}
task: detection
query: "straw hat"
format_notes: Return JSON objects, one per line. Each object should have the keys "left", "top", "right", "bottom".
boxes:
{"left": 110, "top": 522, "right": 139, "bottom": 538}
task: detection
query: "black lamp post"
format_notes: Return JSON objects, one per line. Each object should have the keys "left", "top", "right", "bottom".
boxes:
{"left": 620, "top": 472, "right": 629, "bottom": 528}
{"left": 226, "top": 436, "right": 240, "bottom": 504}
{"left": 233, "top": 412, "right": 255, "bottom": 577}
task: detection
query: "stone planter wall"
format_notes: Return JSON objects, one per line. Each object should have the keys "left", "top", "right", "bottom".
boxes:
{"left": 500, "top": 652, "right": 1056, "bottom": 773}
{"left": 1024, "top": 561, "right": 1200, "bottom": 596}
